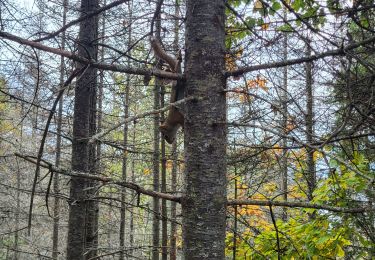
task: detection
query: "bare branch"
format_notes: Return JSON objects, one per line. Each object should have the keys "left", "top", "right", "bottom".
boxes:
{"left": 34, "top": 0, "right": 130, "bottom": 42}
{"left": 14, "top": 153, "right": 181, "bottom": 203}
{"left": 88, "top": 96, "right": 196, "bottom": 144}
{"left": 226, "top": 35, "right": 375, "bottom": 78}
{"left": 228, "top": 199, "right": 374, "bottom": 214}
{"left": 0, "top": 31, "right": 182, "bottom": 80}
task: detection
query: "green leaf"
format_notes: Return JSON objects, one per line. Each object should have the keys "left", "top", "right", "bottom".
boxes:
{"left": 292, "top": 0, "right": 304, "bottom": 12}
{"left": 272, "top": 2, "right": 282, "bottom": 11}
{"left": 277, "top": 24, "right": 293, "bottom": 32}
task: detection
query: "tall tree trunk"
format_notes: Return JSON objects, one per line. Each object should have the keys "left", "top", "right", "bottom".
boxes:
{"left": 97, "top": 0, "right": 106, "bottom": 248}
{"left": 305, "top": 40, "right": 315, "bottom": 202}
{"left": 183, "top": 1, "right": 227, "bottom": 258}
{"left": 52, "top": 1, "right": 68, "bottom": 258}
{"left": 119, "top": 1, "right": 132, "bottom": 258}
{"left": 119, "top": 25, "right": 131, "bottom": 260}
{"left": 152, "top": 77, "right": 161, "bottom": 260}
{"left": 66, "top": 0, "right": 99, "bottom": 259}
{"left": 281, "top": 11, "right": 288, "bottom": 221}
{"left": 169, "top": 4, "right": 179, "bottom": 258}
{"left": 152, "top": 6, "right": 162, "bottom": 260}
{"left": 161, "top": 82, "right": 168, "bottom": 260}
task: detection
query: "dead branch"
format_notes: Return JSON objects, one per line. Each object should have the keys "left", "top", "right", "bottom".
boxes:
{"left": 88, "top": 96, "right": 195, "bottom": 144}
{"left": 226, "top": 35, "right": 375, "bottom": 78}
{"left": 0, "top": 31, "right": 182, "bottom": 80}
{"left": 228, "top": 199, "right": 374, "bottom": 214}
{"left": 15, "top": 153, "right": 181, "bottom": 203}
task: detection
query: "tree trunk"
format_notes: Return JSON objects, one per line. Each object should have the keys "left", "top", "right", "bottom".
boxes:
{"left": 119, "top": 2, "right": 131, "bottom": 258}
{"left": 152, "top": 6, "right": 162, "bottom": 260}
{"left": 305, "top": 40, "right": 315, "bottom": 202}
{"left": 169, "top": 142, "right": 178, "bottom": 260}
{"left": 52, "top": 1, "right": 68, "bottom": 258}
{"left": 183, "top": 1, "right": 227, "bottom": 258}
{"left": 66, "top": 0, "right": 99, "bottom": 259}
{"left": 281, "top": 12, "right": 288, "bottom": 221}
{"left": 169, "top": 3, "right": 179, "bottom": 258}
{"left": 130, "top": 120, "right": 136, "bottom": 256}
{"left": 161, "top": 83, "right": 168, "bottom": 260}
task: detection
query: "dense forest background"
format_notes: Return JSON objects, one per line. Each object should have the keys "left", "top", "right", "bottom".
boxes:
{"left": 0, "top": 0, "right": 374, "bottom": 259}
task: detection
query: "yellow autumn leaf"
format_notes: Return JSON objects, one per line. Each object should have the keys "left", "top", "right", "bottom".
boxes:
{"left": 336, "top": 245, "right": 345, "bottom": 257}
{"left": 264, "top": 182, "right": 278, "bottom": 193}
{"left": 166, "top": 160, "right": 173, "bottom": 169}
{"left": 143, "top": 168, "right": 151, "bottom": 175}
{"left": 272, "top": 144, "right": 283, "bottom": 155}
{"left": 261, "top": 23, "right": 269, "bottom": 30}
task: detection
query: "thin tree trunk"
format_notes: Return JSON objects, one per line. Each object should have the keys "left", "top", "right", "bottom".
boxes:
{"left": 119, "top": 30, "right": 131, "bottom": 260}
{"left": 97, "top": 0, "right": 106, "bottom": 248}
{"left": 129, "top": 120, "right": 136, "bottom": 256}
{"left": 161, "top": 84, "right": 168, "bottom": 260}
{"left": 233, "top": 150, "right": 238, "bottom": 260}
{"left": 152, "top": 79, "right": 161, "bottom": 260}
{"left": 281, "top": 11, "right": 288, "bottom": 221}
{"left": 152, "top": 5, "right": 162, "bottom": 260}
{"left": 169, "top": 142, "right": 178, "bottom": 260}
{"left": 66, "top": 0, "right": 99, "bottom": 259}
{"left": 52, "top": 1, "right": 68, "bottom": 258}
{"left": 14, "top": 160, "right": 21, "bottom": 260}
{"left": 169, "top": 4, "right": 179, "bottom": 259}
{"left": 183, "top": 1, "right": 227, "bottom": 258}
{"left": 305, "top": 40, "right": 315, "bottom": 202}
{"left": 117, "top": 0, "right": 128, "bottom": 256}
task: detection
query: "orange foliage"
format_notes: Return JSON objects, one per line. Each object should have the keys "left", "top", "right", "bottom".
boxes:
{"left": 246, "top": 75, "right": 268, "bottom": 91}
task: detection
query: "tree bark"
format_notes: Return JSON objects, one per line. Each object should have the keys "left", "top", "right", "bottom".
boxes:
{"left": 183, "top": 1, "right": 227, "bottom": 259}
{"left": 119, "top": 1, "right": 131, "bottom": 258}
{"left": 66, "top": 0, "right": 99, "bottom": 259}
{"left": 169, "top": 3, "right": 179, "bottom": 258}
{"left": 161, "top": 78, "right": 168, "bottom": 260}
{"left": 281, "top": 10, "right": 288, "bottom": 221}
{"left": 152, "top": 5, "right": 162, "bottom": 259}
{"left": 52, "top": 1, "right": 68, "bottom": 258}
{"left": 169, "top": 142, "right": 178, "bottom": 260}
{"left": 305, "top": 40, "right": 315, "bottom": 201}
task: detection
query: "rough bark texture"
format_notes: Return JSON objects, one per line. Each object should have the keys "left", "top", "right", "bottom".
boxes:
{"left": 183, "top": 1, "right": 227, "bottom": 259}
{"left": 66, "top": 0, "right": 99, "bottom": 259}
